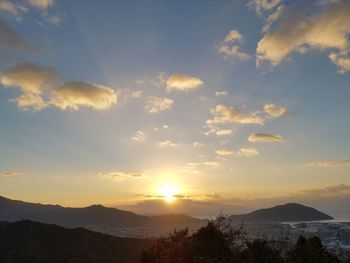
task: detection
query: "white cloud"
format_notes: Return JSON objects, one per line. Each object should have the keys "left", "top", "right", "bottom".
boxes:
{"left": 215, "top": 91, "right": 228, "bottom": 97}
{"left": 0, "top": 62, "right": 117, "bottom": 111}
{"left": 236, "top": 147, "right": 259, "bottom": 157}
{"left": 256, "top": 1, "right": 350, "bottom": 73}
{"left": 158, "top": 140, "right": 180, "bottom": 148}
{"left": 218, "top": 30, "right": 251, "bottom": 61}
{"left": 248, "top": 133, "right": 284, "bottom": 143}
{"left": 28, "top": 0, "right": 54, "bottom": 10}
{"left": 145, "top": 96, "right": 173, "bottom": 113}
{"left": 131, "top": 90, "right": 142, "bottom": 98}
{"left": 249, "top": 0, "right": 281, "bottom": 14}
{"left": 157, "top": 140, "right": 180, "bottom": 148}
{"left": 0, "top": 62, "right": 58, "bottom": 110}
{"left": 206, "top": 105, "right": 264, "bottom": 126}
{"left": 193, "top": 142, "right": 205, "bottom": 147}
{"left": 264, "top": 104, "right": 288, "bottom": 118}
{"left": 215, "top": 129, "right": 233, "bottom": 136}
{"left": 131, "top": 131, "right": 146, "bottom": 142}
{"left": 99, "top": 171, "right": 146, "bottom": 182}
{"left": 50, "top": 81, "right": 117, "bottom": 110}
{"left": 166, "top": 74, "right": 203, "bottom": 92}
{"left": 305, "top": 159, "right": 350, "bottom": 168}
{"left": 216, "top": 149, "right": 233, "bottom": 156}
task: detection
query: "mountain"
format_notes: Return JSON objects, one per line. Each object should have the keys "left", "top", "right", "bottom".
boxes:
{"left": 0, "top": 196, "right": 206, "bottom": 230}
{"left": 229, "top": 203, "right": 333, "bottom": 222}
{"left": 0, "top": 220, "right": 152, "bottom": 263}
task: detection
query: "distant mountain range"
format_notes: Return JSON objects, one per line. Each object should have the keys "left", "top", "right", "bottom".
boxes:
{"left": 0, "top": 196, "right": 205, "bottom": 229}
{"left": 0, "top": 220, "right": 151, "bottom": 263}
{"left": 0, "top": 196, "right": 334, "bottom": 232}
{"left": 229, "top": 203, "right": 333, "bottom": 222}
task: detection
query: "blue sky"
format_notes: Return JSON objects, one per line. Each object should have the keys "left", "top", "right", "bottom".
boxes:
{"left": 0, "top": 0, "right": 350, "bottom": 217}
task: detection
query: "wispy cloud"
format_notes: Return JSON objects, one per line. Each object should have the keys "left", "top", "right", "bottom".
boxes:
{"left": 131, "top": 131, "right": 146, "bottom": 142}
{"left": 218, "top": 30, "right": 251, "bottom": 61}
{"left": 0, "top": 171, "right": 22, "bottom": 177}
{"left": 99, "top": 171, "right": 146, "bottom": 181}
{"left": 50, "top": 81, "right": 117, "bottom": 110}
{"left": 248, "top": 133, "right": 284, "bottom": 143}
{"left": 0, "top": 1, "right": 28, "bottom": 20}
{"left": 249, "top": 0, "right": 281, "bottom": 15}
{"left": 206, "top": 105, "right": 264, "bottom": 126}
{"left": 264, "top": 104, "right": 288, "bottom": 118}
{"left": 0, "top": 62, "right": 117, "bottom": 111}
{"left": 0, "top": 19, "right": 34, "bottom": 51}
{"left": 28, "top": 0, "right": 54, "bottom": 10}
{"left": 256, "top": 1, "right": 350, "bottom": 73}
{"left": 215, "top": 91, "right": 228, "bottom": 97}
{"left": 236, "top": 147, "right": 259, "bottom": 157}
{"left": 166, "top": 73, "right": 203, "bottom": 92}
{"left": 298, "top": 184, "right": 350, "bottom": 196}
{"left": 215, "top": 149, "right": 233, "bottom": 157}
{"left": 305, "top": 159, "right": 350, "bottom": 168}
{"left": 157, "top": 140, "right": 180, "bottom": 148}
{"left": 145, "top": 96, "right": 173, "bottom": 113}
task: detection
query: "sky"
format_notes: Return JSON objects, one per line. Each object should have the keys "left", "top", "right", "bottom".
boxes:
{"left": 0, "top": 0, "right": 350, "bottom": 218}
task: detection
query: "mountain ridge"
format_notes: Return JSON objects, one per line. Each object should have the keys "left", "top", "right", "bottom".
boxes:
{"left": 0, "top": 195, "right": 205, "bottom": 229}
{"left": 229, "top": 203, "right": 333, "bottom": 222}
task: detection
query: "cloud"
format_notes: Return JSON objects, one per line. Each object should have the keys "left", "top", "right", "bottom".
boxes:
{"left": 50, "top": 81, "right": 117, "bottom": 110}
{"left": 203, "top": 161, "right": 219, "bottom": 167}
{"left": 193, "top": 142, "right": 205, "bottom": 147}
{"left": 215, "top": 129, "right": 233, "bottom": 136}
{"left": 215, "top": 91, "right": 228, "bottom": 97}
{"left": 0, "top": 19, "right": 34, "bottom": 51}
{"left": 0, "top": 62, "right": 58, "bottom": 110}
{"left": 218, "top": 30, "right": 251, "bottom": 61}
{"left": 264, "top": 104, "right": 288, "bottom": 118}
{"left": 256, "top": 1, "right": 350, "bottom": 73}
{"left": 153, "top": 125, "right": 169, "bottom": 132}
{"left": 248, "top": 133, "right": 284, "bottom": 142}
{"left": 0, "top": 171, "right": 21, "bottom": 177}
{"left": 131, "top": 131, "right": 146, "bottom": 142}
{"left": 28, "top": 0, "right": 54, "bottom": 10}
{"left": 236, "top": 147, "right": 259, "bottom": 157}
{"left": 298, "top": 184, "right": 350, "bottom": 196}
{"left": 305, "top": 159, "right": 350, "bottom": 168}
{"left": 0, "top": 1, "right": 27, "bottom": 19}
{"left": 206, "top": 105, "right": 264, "bottom": 126}
{"left": 145, "top": 96, "right": 173, "bottom": 113}
{"left": 249, "top": 0, "right": 281, "bottom": 14}
{"left": 0, "top": 62, "right": 117, "bottom": 111}
{"left": 166, "top": 74, "right": 203, "bottom": 92}
{"left": 157, "top": 140, "right": 180, "bottom": 148}
{"left": 100, "top": 171, "right": 146, "bottom": 182}
{"left": 131, "top": 90, "right": 142, "bottom": 98}
{"left": 216, "top": 149, "right": 233, "bottom": 157}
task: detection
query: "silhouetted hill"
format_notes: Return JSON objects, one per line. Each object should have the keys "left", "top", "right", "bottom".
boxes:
{"left": 0, "top": 220, "right": 152, "bottom": 263}
{"left": 0, "top": 196, "right": 205, "bottom": 229}
{"left": 229, "top": 203, "right": 333, "bottom": 222}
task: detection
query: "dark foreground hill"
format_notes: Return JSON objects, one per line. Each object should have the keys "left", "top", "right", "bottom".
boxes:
{"left": 0, "top": 220, "right": 152, "bottom": 263}
{"left": 229, "top": 203, "right": 333, "bottom": 222}
{"left": 0, "top": 196, "right": 204, "bottom": 229}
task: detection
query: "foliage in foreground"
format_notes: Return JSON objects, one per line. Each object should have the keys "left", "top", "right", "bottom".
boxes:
{"left": 141, "top": 217, "right": 340, "bottom": 263}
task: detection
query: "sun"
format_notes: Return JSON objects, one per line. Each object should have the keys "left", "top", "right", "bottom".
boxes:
{"left": 158, "top": 185, "right": 179, "bottom": 203}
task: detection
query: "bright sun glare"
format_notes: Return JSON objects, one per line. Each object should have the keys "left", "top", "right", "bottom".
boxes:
{"left": 158, "top": 185, "right": 179, "bottom": 203}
